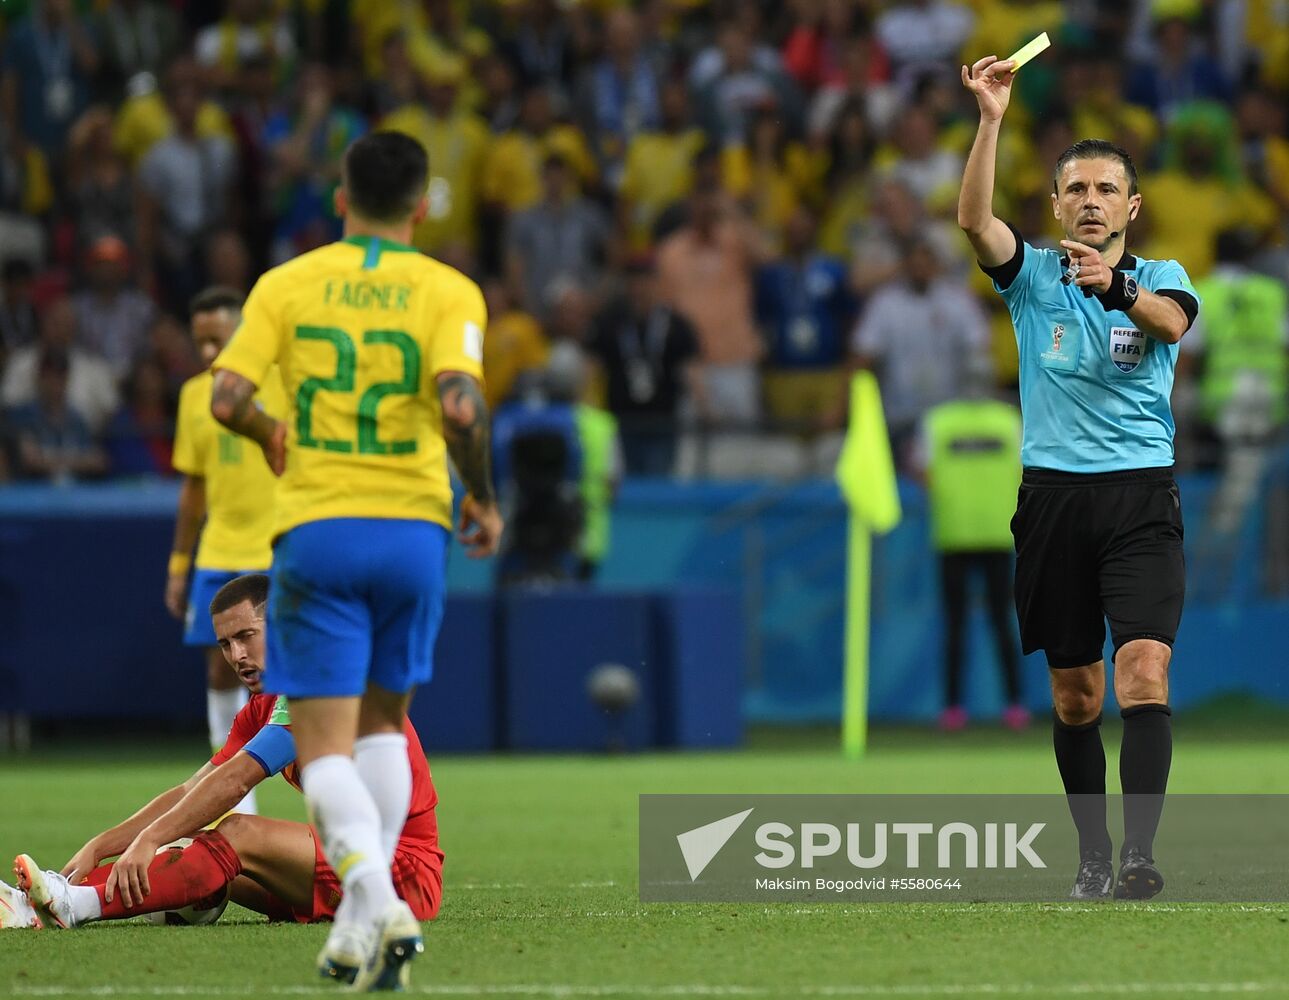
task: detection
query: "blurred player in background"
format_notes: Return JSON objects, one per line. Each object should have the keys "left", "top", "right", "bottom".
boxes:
{"left": 3, "top": 574, "right": 442, "bottom": 932}
{"left": 210, "top": 131, "right": 502, "bottom": 990}
{"left": 918, "top": 359, "right": 1026, "bottom": 733}
{"left": 166, "top": 287, "right": 287, "bottom": 816}
{"left": 959, "top": 52, "right": 1199, "bottom": 901}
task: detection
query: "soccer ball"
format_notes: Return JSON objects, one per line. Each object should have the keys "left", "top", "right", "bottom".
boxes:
{"left": 586, "top": 663, "right": 640, "bottom": 714}
{"left": 142, "top": 839, "right": 230, "bottom": 926}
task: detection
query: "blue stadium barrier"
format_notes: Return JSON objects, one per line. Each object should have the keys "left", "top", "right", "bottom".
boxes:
{"left": 447, "top": 476, "right": 1289, "bottom": 721}
{"left": 410, "top": 593, "right": 497, "bottom": 753}
{"left": 1, "top": 475, "right": 1286, "bottom": 739}
{"left": 501, "top": 590, "right": 659, "bottom": 751}
{"left": 0, "top": 487, "right": 206, "bottom": 720}
{"left": 0, "top": 486, "right": 745, "bottom": 750}
{"left": 655, "top": 589, "right": 745, "bottom": 748}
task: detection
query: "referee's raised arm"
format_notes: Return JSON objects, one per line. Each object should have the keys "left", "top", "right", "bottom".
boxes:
{"left": 957, "top": 56, "right": 1018, "bottom": 267}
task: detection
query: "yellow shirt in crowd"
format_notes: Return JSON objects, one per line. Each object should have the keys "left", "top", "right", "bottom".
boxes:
{"left": 482, "top": 309, "right": 548, "bottom": 409}
{"left": 480, "top": 126, "right": 597, "bottom": 212}
{"left": 620, "top": 128, "right": 707, "bottom": 250}
{"left": 722, "top": 144, "right": 825, "bottom": 249}
{"left": 380, "top": 104, "right": 491, "bottom": 253}
{"left": 1138, "top": 171, "right": 1279, "bottom": 278}
{"left": 113, "top": 92, "right": 233, "bottom": 165}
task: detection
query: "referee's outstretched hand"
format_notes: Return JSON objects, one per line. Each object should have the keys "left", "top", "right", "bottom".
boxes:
{"left": 961, "top": 56, "right": 1016, "bottom": 122}
{"left": 1060, "top": 240, "right": 1114, "bottom": 294}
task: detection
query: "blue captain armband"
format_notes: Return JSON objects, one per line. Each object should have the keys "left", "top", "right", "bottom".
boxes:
{"left": 240, "top": 724, "right": 297, "bottom": 776}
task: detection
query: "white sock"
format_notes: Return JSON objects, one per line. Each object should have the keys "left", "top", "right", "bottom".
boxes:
{"left": 67, "top": 883, "right": 102, "bottom": 925}
{"left": 354, "top": 733, "right": 411, "bottom": 864}
{"left": 300, "top": 754, "right": 397, "bottom": 925}
{"left": 207, "top": 687, "right": 248, "bottom": 749}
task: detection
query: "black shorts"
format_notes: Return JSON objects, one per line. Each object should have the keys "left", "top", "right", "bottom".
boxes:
{"left": 1011, "top": 466, "right": 1185, "bottom": 669}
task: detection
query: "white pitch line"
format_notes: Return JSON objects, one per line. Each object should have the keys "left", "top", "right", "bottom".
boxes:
{"left": 463, "top": 903, "right": 1289, "bottom": 920}
{"left": 456, "top": 881, "right": 619, "bottom": 890}
{"left": 442, "top": 877, "right": 1289, "bottom": 912}
{"left": 8, "top": 983, "right": 1287, "bottom": 998}
{"left": 443, "top": 885, "right": 1289, "bottom": 913}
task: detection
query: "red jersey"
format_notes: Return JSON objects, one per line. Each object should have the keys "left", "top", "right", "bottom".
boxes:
{"left": 211, "top": 694, "right": 443, "bottom": 872}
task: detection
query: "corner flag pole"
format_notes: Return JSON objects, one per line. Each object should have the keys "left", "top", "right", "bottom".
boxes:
{"left": 835, "top": 372, "right": 902, "bottom": 760}
{"left": 842, "top": 521, "right": 872, "bottom": 759}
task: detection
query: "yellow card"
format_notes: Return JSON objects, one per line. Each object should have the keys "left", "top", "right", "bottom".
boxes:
{"left": 1006, "top": 31, "right": 1051, "bottom": 71}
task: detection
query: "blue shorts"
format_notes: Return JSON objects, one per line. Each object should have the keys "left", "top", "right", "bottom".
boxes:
{"left": 184, "top": 568, "right": 265, "bottom": 646}
{"left": 266, "top": 518, "right": 448, "bottom": 698}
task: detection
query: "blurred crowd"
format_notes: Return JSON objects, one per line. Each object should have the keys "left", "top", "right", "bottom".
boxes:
{"left": 0, "top": 0, "right": 1287, "bottom": 483}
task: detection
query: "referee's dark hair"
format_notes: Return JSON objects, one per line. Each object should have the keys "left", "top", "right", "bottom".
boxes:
{"left": 342, "top": 131, "right": 429, "bottom": 224}
{"left": 209, "top": 573, "right": 270, "bottom": 617}
{"left": 189, "top": 286, "right": 244, "bottom": 319}
{"left": 1053, "top": 139, "right": 1138, "bottom": 196}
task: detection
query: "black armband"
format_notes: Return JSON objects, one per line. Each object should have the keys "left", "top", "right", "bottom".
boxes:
{"left": 1157, "top": 289, "right": 1199, "bottom": 331}
{"left": 1094, "top": 270, "right": 1139, "bottom": 313}
{"left": 977, "top": 222, "right": 1025, "bottom": 290}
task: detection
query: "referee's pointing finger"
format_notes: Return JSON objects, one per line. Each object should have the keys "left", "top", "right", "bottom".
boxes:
{"left": 1059, "top": 240, "right": 1098, "bottom": 257}
{"left": 970, "top": 55, "right": 999, "bottom": 75}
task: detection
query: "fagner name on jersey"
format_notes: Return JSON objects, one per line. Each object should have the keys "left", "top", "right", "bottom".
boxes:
{"left": 323, "top": 280, "right": 412, "bottom": 312}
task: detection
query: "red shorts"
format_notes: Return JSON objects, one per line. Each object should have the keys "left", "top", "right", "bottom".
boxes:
{"left": 291, "top": 831, "right": 442, "bottom": 924}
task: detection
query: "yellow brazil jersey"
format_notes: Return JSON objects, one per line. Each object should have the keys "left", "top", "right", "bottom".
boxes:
{"left": 1138, "top": 172, "right": 1278, "bottom": 279}
{"left": 351, "top": 0, "right": 423, "bottom": 78}
{"left": 113, "top": 92, "right": 232, "bottom": 166}
{"left": 480, "top": 126, "right": 598, "bottom": 212}
{"left": 213, "top": 236, "right": 487, "bottom": 538}
{"left": 173, "top": 368, "right": 287, "bottom": 571}
{"left": 620, "top": 128, "right": 706, "bottom": 250}
{"left": 482, "top": 309, "right": 547, "bottom": 409}
{"left": 721, "top": 145, "right": 803, "bottom": 251}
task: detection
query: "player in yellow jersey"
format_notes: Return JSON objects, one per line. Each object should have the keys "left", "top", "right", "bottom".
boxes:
{"left": 209, "top": 132, "right": 502, "bottom": 992}
{"left": 167, "top": 287, "right": 287, "bottom": 817}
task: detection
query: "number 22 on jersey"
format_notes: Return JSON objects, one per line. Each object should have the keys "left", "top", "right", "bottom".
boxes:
{"left": 293, "top": 325, "right": 422, "bottom": 456}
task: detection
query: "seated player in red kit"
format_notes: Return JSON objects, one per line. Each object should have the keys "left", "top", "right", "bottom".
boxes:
{"left": 2, "top": 574, "right": 443, "bottom": 938}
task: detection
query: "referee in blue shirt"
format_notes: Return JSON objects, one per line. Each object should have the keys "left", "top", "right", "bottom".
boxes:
{"left": 958, "top": 54, "right": 1200, "bottom": 901}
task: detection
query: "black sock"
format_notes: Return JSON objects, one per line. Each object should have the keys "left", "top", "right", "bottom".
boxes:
{"left": 1053, "top": 711, "right": 1112, "bottom": 858}
{"left": 1120, "top": 703, "right": 1172, "bottom": 860}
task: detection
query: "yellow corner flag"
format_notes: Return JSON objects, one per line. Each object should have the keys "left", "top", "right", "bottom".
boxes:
{"left": 834, "top": 371, "right": 902, "bottom": 759}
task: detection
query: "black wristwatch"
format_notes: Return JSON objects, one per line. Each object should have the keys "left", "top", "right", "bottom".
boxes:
{"left": 1097, "top": 271, "right": 1139, "bottom": 313}
{"left": 1122, "top": 274, "right": 1139, "bottom": 308}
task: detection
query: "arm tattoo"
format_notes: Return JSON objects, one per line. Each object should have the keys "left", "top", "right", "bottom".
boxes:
{"left": 438, "top": 373, "right": 495, "bottom": 502}
{"left": 211, "top": 370, "right": 276, "bottom": 446}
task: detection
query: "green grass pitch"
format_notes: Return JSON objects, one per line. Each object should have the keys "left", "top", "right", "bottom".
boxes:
{"left": 3, "top": 719, "right": 1289, "bottom": 999}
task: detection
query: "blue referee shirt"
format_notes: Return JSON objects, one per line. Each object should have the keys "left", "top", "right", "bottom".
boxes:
{"left": 984, "top": 226, "right": 1200, "bottom": 473}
